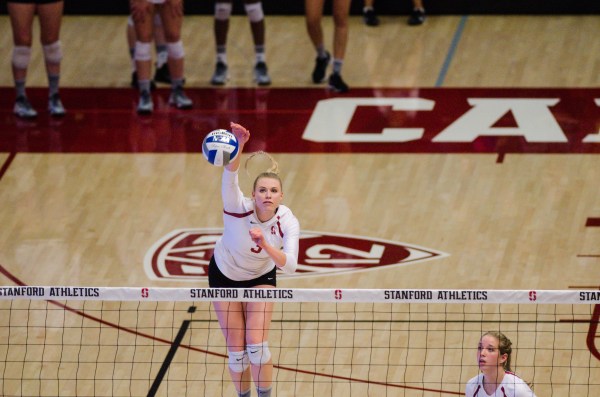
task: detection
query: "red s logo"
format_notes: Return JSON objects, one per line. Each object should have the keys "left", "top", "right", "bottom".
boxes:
{"left": 141, "top": 288, "right": 149, "bottom": 298}
{"left": 335, "top": 289, "right": 343, "bottom": 300}
{"left": 529, "top": 290, "right": 537, "bottom": 301}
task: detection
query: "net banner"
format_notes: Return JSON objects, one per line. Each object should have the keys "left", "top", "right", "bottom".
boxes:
{"left": 0, "top": 286, "right": 599, "bottom": 304}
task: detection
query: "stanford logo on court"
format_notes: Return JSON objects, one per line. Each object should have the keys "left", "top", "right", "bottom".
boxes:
{"left": 144, "top": 228, "right": 448, "bottom": 281}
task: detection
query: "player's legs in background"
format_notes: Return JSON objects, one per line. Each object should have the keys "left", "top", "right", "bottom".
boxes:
{"left": 244, "top": 0, "right": 271, "bottom": 85}
{"left": 211, "top": 0, "right": 232, "bottom": 85}
{"left": 157, "top": 0, "right": 192, "bottom": 109}
{"left": 329, "top": 0, "right": 350, "bottom": 92}
{"left": 131, "top": 0, "right": 155, "bottom": 114}
{"left": 38, "top": 1, "right": 66, "bottom": 116}
{"left": 7, "top": 2, "right": 37, "bottom": 118}
{"left": 304, "top": 0, "right": 330, "bottom": 84}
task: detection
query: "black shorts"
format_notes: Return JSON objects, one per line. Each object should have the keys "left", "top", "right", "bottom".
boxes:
{"left": 208, "top": 256, "right": 277, "bottom": 288}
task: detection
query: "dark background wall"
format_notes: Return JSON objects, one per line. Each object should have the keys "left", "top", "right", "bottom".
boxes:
{"left": 1, "top": 0, "right": 599, "bottom": 15}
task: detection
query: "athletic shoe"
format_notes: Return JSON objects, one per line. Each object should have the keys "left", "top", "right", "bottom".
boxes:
{"left": 328, "top": 73, "right": 349, "bottom": 93}
{"left": 408, "top": 8, "right": 426, "bottom": 25}
{"left": 48, "top": 93, "right": 66, "bottom": 117}
{"left": 312, "top": 51, "right": 331, "bottom": 83}
{"left": 363, "top": 8, "right": 380, "bottom": 26}
{"left": 131, "top": 71, "right": 156, "bottom": 90}
{"left": 254, "top": 62, "right": 272, "bottom": 86}
{"left": 136, "top": 90, "right": 153, "bottom": 115}
{"left": 210, "top": 62, "right": 228, "bottom": 85}
{"left": 154, "top": 63, "right": 171, "bottom": 84}
{"left": 168, "top": 86, "right": 193, "bottom": 109}
{"left": 13, "top": 96, "right": 38, "bottom": 119}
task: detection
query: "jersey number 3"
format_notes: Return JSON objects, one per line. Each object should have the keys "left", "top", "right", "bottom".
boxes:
{"left": 251, "top": 245, "right": 262, "bottom": 254}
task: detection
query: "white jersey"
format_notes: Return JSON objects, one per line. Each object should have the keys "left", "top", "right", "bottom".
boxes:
{"left": 213, "top": 169, "right": 300, "bottom": 281}
{"left": 465, "top": 373, "right": 537, "bottom": 397}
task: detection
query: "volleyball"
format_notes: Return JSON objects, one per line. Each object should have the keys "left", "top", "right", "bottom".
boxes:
{"left": 202, "top": 129, "right": 239, "bottom": 167}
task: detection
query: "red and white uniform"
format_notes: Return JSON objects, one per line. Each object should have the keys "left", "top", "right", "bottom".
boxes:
{"left": 466, "top": 373, "right": 537, "bottom": 397}
{"left": 213, "top": 169, "right": 300, "bottom": 281}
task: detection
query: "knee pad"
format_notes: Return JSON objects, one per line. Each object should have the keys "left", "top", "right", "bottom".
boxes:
{"left": 12, "top": 46, "right": 31, "bottom": 70}
{"left": 127, "top": 15, "right": 134, "bottom": 27}
{"left": 215, "top": 2, "right": 232, "bottom": 21}
{"left": 247, "top": 341, "right": 271, "bottom": 366}
{"left": 134, "top": 41, "right": 152, "bottom": 61}
{"left": 228, "top": 350, "right": 250, "bottom": 373}
{"left": 43, "top": 41, "right": 63, "bottom": 64}
{"left": 167, "top": 41, "right": 184, "bottom": 59}
{"left": 245, "top": 2, "right": 264, "bottom": 23}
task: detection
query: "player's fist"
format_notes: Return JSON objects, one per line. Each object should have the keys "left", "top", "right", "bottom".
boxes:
{"left": 230, "top": 122, "right": 250, "bottom": 145}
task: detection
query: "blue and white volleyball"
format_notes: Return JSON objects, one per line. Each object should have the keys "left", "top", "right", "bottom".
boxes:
{"left": 202, "top": 129, "right": 239, "bottom": 167}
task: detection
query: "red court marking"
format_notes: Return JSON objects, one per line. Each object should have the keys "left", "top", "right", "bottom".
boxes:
{"left": 1, "top": 87, "right": 599, "bottom": 154}
{"left": 586, "top": 218, "right": 600, "bottom": 227}
{"left": 0, "top": 263, "right": 462, "bottom": 395}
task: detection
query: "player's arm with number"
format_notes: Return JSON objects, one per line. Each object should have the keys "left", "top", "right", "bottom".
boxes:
{"left": 225, "top": 122, "right": 250, "bottom": 173}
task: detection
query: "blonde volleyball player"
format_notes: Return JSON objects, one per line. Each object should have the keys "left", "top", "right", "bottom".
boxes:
{"left": 7, "top": 0, "right": 66, "bottom": 118}
{"left": 209, "top": 122, "right": 300, "bottom": 397}
{"left": 129, "top": 0, "right": 192, "bottom": 114}
{"left": 466, "top": 332, "right": 537, "bottom": 397}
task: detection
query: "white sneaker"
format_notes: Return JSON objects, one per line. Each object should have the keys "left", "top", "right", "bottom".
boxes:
{"left": 48, "top": 93, "right": 66, "bottom": 117}
{"left": 168, "top": 86, "right": 193, "bottom": 109}
{"left": 254, "top": 62, "right": 271, "bottom": 86}
{"left": 14, "top": 96, "right": 38, "bottom": 119}
{"left": 210, "top": 62, "right": 228, "bottom": 85}
{"left": 136, "top": 91, "right": 154, "bottom": 115}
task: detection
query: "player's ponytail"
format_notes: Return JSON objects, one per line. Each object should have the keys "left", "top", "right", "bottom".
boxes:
{"left": 245, "top": 151, "right": 282, "bottom": 191}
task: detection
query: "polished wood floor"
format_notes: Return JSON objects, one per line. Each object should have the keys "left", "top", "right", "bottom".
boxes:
{"left": 0, "top": 13, "right": 599, "bottom": 397}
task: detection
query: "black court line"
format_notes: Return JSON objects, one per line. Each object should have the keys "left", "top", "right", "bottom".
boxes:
{"left": 147, "top": 320, "right": 191, "bottom": 397}
{"left": 0, "top": 152, "right": 16, "bottom": 182}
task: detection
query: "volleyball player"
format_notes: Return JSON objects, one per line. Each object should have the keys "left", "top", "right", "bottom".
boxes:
{"left": 7, "top": 0, "right": 66, "bottom": 118}
{"left": 129, "top": 0, "right": 192, "bottom": 114}
{"left": 304, "top": 0, "right": 351, "bottom": 93}
{"left": 210, "top": 0, "right": 272, "bottom": 86}
{"left": 466, "top": 331, "right": 537, "bottom": 396}
{"left": 209, "top": 122, "right": 300, "bottom": 397}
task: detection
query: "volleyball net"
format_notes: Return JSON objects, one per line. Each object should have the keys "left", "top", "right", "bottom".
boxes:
{"left": 1, "top": 287, "right": 599, "bottom": 396}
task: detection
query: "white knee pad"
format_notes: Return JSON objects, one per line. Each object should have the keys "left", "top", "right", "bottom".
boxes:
{"left": 215, "top": 2, "right": 232, "bottom": 21}
{"left": 134, "top": 41, "right": 152, "bottom": 61}
{"left": 167, "top": 41, "right": 184, "bottom": 59}
{"left": 43, "top": 41, "right": 63, "bottom": 64}
{"left": 247, "top": 342, "right": 271, "bottom": 366}
{"left": 228, "top": 350, "right": 250, "bottom": 373}
{"left": 245, "top": 2, "right": 264, "bottom": 23}
{"left": 12, "top": 46, "right": 31, "bottom": 70}
{"left": 127, "top": 14, "right": 134, "bottom": 27}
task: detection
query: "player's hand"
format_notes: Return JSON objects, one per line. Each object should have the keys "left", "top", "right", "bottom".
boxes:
{"left": 230, "top": 122, "right": 250, "bottom": 145}
{"left": 249, "top": 227, "right": 266, "bottom": 248}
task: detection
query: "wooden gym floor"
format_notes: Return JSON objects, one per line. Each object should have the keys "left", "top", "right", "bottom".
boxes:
{"left": 0, "top": 12, "right": 599, "bottom": 396}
